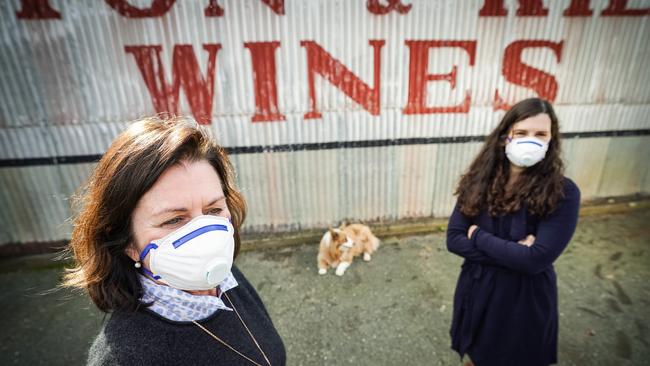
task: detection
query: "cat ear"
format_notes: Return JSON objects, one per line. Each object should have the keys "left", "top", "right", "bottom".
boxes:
{"left": 328, "top": 226, "right": 338, "bottom": 239}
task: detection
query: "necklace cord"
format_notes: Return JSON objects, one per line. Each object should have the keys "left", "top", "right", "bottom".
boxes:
{"left": 192, "top": 319, "right": 266, "bottom": 366}
{"left": 146, "top": 289, "right": 272, "bottom": 366}
{"left": 224, "top": 292, "right": 273, "bottom": 366}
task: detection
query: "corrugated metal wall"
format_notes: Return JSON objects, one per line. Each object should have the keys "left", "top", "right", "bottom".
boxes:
{"left": 1, "top": 0, "right": 649, "bottom": 244}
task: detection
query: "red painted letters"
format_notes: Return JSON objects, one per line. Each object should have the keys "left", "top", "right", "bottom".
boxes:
{"left": 244, "top": 42, "right": 286, "bottom": 122}
{"left": 203, "top": 0, "right": 224, "bottom": 17}
{"left": 403, "top": 41, "right": 477, "bottom": 114}
{"left": 494, "top": 40, "right": 564, "bottom": 111}
{"left": 16, "top": 1, "right": 650, "bottom": 20}
{"left": 602, "top": 0, "right": 650, "bottom": 16}
{"left": 19, "top": 1, "right": 616, "bottom": 123}
{"left": 367, "top": 0, "right": 412, "bottom": 15}
{"left": 563, "top": 0, "right": 593, "bottom": 16}
{"left": 124, "top": 44, "right": 221, "bottom": 124}
{"left": 300, "top": 40, "right": 385, "bottom": 119}
{"left": 106, "top": 0, "right": 284, "bottom": 18}
{"left": 105, "top": 0, "right": 175, "bottom": 18}
{"left": 15, "top": 0, "right": 60, "bottom": 19}
{"left": 260, "top": 0, "right": 285, "bottom": 15}
{"left": 479, "top": 0, "right": 548, "bottom": 16}
{"left": 479, "top": 0, "right": 649, "bottom": 17}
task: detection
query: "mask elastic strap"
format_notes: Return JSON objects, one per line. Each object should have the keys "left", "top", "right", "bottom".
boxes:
{"left": 139, "top": 243, "right": 157, "bottom": 262}
{"left": 139, "top": 243, "right": 161, "bottom": 280}
{"left": 141, "top": 267, "right": 161, "bottom": 281}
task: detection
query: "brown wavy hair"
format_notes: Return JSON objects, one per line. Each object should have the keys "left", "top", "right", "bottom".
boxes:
{"left": 62, "top": 116, "right": 247, "bottom": 313}
{"left": 455, "top": 98, "right": 565, "bottom": 218}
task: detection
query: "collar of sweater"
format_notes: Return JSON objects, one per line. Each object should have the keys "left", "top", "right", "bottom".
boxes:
{"left": 139, "top": 273, "right": 239, "bottom": 322}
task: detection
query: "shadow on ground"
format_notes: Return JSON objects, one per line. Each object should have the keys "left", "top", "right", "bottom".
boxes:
{"left": 1, "top": 209, "right": 649, "bottom": 365}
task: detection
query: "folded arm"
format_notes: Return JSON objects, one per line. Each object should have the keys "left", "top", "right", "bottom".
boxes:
{"left": 473, "top": 181, "right": 581, "bottom": 275}
{"left": 446, "top": 204, "right": 496, "bottom": 264}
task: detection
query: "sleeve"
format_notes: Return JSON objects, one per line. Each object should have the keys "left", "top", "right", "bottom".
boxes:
{"left": 87, "top": 314, "right": 167, "bottom": 366}
{"left": 86, "top": 331, "right": 118, "bottom": 366}
{"left": 446, "top": 202, "right": 497, "bottom": 264}
{"left": 473, "top": 179, "right": 581, "bottom": 275}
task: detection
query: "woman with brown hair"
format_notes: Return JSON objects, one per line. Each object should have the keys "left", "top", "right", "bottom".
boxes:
{"left": 64, "top": 116, "right": 285, "bottom": 365}
{"left": 446, "top": 98, "right": 580, "bottom": 366}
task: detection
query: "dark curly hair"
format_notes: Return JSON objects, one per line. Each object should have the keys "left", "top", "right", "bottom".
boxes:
{"left": 455, "top": 98, "right": 565, "bottom": 218}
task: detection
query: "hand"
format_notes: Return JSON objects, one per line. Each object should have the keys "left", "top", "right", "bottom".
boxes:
{"left": 467, "top": 225, "right": 478, "bottom": 239}
{"left": 518, "top": 234, "right": 536, "bottom": 247}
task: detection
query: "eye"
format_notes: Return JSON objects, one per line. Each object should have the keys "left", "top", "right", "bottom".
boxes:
{"left": 514, "top": 131, "right": 526, "bottom": 136}
{"left": 161, "top": 217, "right": 183, "bottom": 227}
{"left": 207, "top": 207, "right": 223, "bottom": 215}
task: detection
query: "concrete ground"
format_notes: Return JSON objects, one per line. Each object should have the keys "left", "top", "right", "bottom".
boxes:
{"left": 1, "top": 208, "right": 649, "bottom": 365}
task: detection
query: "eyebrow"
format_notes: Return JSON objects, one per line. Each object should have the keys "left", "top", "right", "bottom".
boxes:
{"left": 151, "top": 195, "right": 226, "bottom": 217}
{"left": 513, "top": 129, "right": 549, "bottom": 133}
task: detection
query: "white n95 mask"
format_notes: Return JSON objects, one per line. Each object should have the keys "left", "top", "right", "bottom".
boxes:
{"left": 138, "top": 215, "right": 235, "bottom": 291}
{"left": 505, "top": 136, "right": 549, "bottom": 168}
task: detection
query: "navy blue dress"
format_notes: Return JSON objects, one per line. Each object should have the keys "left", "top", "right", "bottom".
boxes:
{"left": 447, "top": 178, "right": 580, "bottom": 366}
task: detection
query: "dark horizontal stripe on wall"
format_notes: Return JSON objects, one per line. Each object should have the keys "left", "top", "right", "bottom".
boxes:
{"left": 2, "top": 129, "right": 649, "bottom": 168}
{"left": 562, "top": 129, "right": 650, "bottom": 139}
{"left": 0, "top": 154, "right": 103, "bottom": 167}
{"left": 225, "top": 134, "right": 488, "bottom": 154}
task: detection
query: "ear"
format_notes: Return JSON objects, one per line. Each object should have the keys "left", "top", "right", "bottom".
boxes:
{"left": 500, "top": 133, "right": 510, "bottom": 147}
{"left": 125, "top": 244, "right": 139, "bottom": 262}
{"left": 329, "top": 228, "right": 339, "bottom": 240}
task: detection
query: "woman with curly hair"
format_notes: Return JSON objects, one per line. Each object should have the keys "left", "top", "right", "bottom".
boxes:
{"left": 447, "top": 98, "right": 581, "bottom": 366}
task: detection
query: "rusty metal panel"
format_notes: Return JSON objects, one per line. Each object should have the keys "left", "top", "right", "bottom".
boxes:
{"left": 1, "top": 0, "right": 649, "bottom": 245}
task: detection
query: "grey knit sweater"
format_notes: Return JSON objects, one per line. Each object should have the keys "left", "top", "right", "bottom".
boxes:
{"left": 87, "top": 266, "right": 286, "bottom": 365}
